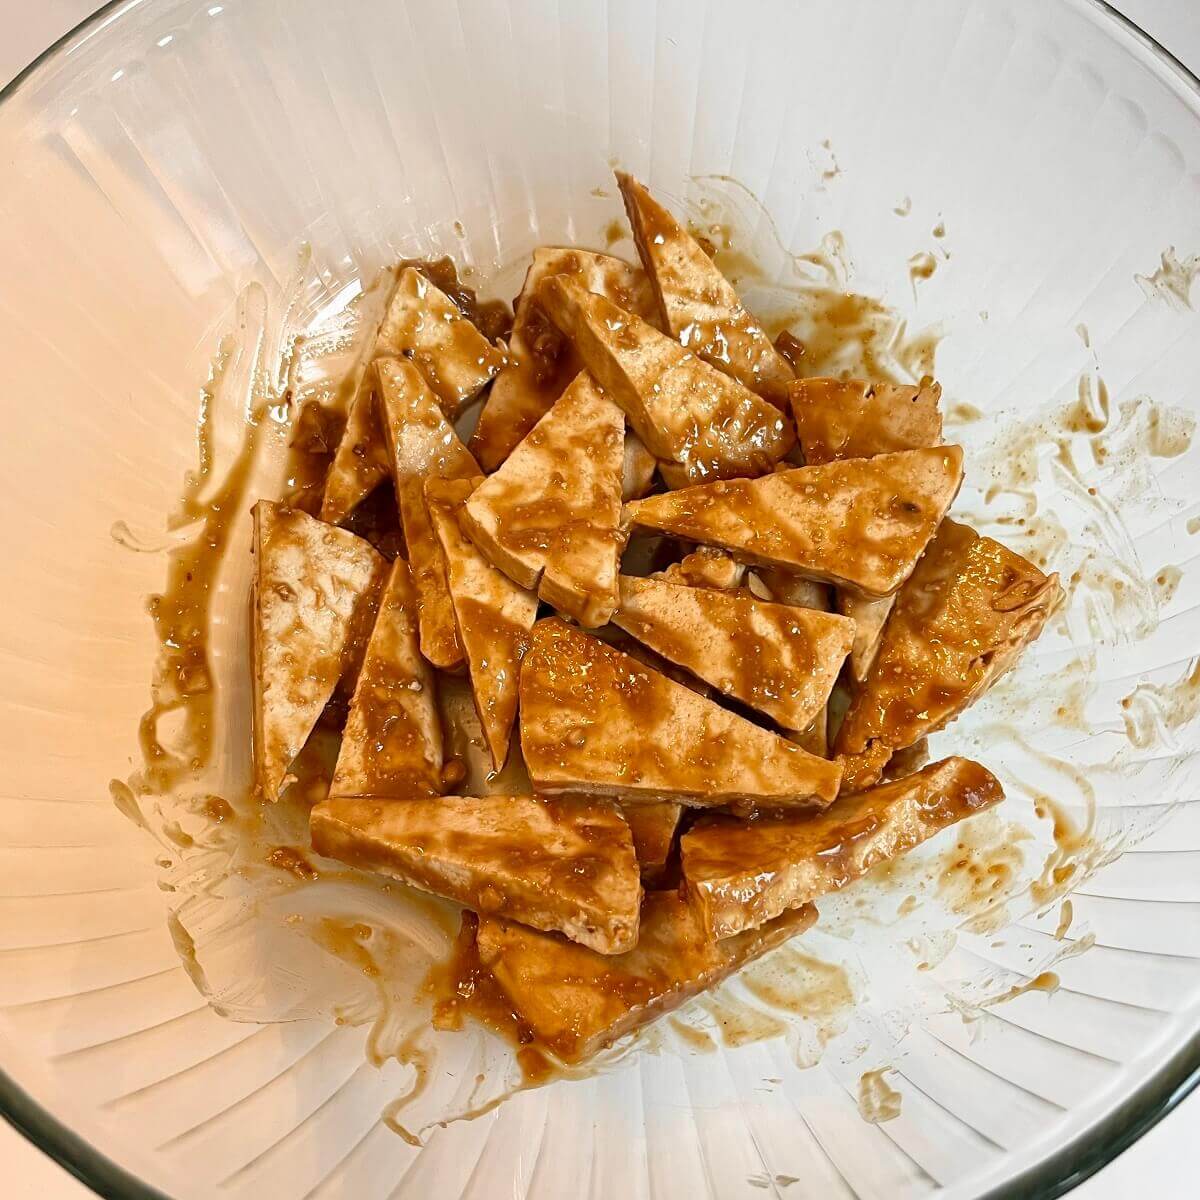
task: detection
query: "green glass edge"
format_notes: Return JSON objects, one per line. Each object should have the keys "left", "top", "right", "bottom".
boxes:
{"left": 0, "top": 1, "right": 1196, "bottom": 1197}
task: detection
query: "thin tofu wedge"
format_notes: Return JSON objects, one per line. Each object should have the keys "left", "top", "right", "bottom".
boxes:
{"left": 328, "top": 559, "right": 443, "bottom": 799}
{"left": 620, "top": 801, "right": 683, "bottom": 882}
{"left": 426, "top": 477, "right": 539, "bottom": 771}
{"left": 753, "top": 569, "right": 833, "bottom": 611}
{"left": 790, "top": 376, "right": 946, "bottom": 679}
{"left": 377, "top": 357, "right": 481, "bottom": 670}
{"left": 251, "top": 502, "right": 388, "bottom": 800}
{"left": 461, "top": 372, "right": 625, "bottom": 627}
{"left": 789, "top": 377, "right": 944, "bottom": 465}
{"left": 623, "top": 447, "right": 965, "bottom": 597}
{"left": 682, "top": 757, "right": 1003, "bottom": 939}
{"left": 836, "top": 520, "right": 1062, "bottom": 785}
{"left": 311, "top": 794, "right": 640, "bottom": 954}
{"left": 320, "top": 375, "right": 391, "bottom": 525}
{"left": 520, "top": 618, "right": 842, "bottom": 807}
{"left": 613, "top": 576, "right": 855, "bottom": 732}
{"left": 537, "top": 274, "right": 794, "bottom": 484}
{"left": 617, "top": 172, "right": 794, "bottom": 408}
{"left": 471, "top": 247, "right": 658, "bottom": 471}
{"left": 654, "top": 546, "right": 747, "bottom": 591}
{"left": 622, "top": 432, "right": 657, "bottom": 502}
{"left": 475, "top": 892, "right": 816, "bottom": 1063}
{"left": 377, "top": 266, "right": 505, "bottom": 420}
{"left": 437, "top": 674, "right": 533, "bottom": 796}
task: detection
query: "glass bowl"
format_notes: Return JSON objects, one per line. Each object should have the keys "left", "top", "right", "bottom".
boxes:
{"left": 1, "top": 1, "right": 1198, "bottom": 1197}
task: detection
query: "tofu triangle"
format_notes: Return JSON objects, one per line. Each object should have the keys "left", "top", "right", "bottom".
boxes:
{"left": 616, "top": 171, "right": 794, "bottom": 408}
{"left": 613, "top": 575, "right": 855, "bottom": 732}
{"left": 536, "top": 274, "right": 794, "bottom": 484}
{"left": 328, "top": 558, "right": 443, "bottom": 799}
{"left": 520, "top": 618, "right": 843, "bottom": 807}
{"left": 623, "top": 446, "right": 965, "bottom": 597}
{"left": 251, "top": 501, "right": 388, "bottom": 800}
{"left": 426, "top": 477, "right": 539, "bottom": 772}
{"left": 377, "top": 357, "right": 480, "bottom": 670}
{"left": 310, "top": 794, "right": 640, "bottom": 954}
{"left": 462, "top": 372, "right": 624, "bottom": 627}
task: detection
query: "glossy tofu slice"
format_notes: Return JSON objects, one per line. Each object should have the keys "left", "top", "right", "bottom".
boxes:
{"left": 311, "top": 794, "right": 640, "bottom": 954}
{"left": 377, "top": 358, "right": 481, "bottom": 670}
{"left": 617, "top": 172, "right": 795, "bottom": 409}
{"left": 376, "top": 266, "right": 504, "bottom": 420}
{"left": 426, "top": 477, "right": 539, "bottom": 772}
{"left": 682, "top": 757, "right": 1003, "bottom": 938}
{"left": 537, "top": 274, "right": 794, "bottom": 484}
{"left": 654, "top": 547, "right": 747, "bottom": 591}
{"left": 623, "top": 447, "right": 964, "bottom": 597}
{"left": 620, "top": 801, "right": 683, "bottom": 883}
{"left": 838, "top": 592, "right": 895, "bottom": 683}
{"left": 437, "top": 674, "right": 533, "bottom": 797}
{"left": 471, "top": 247, "right": 658, "bottom": 471}
{"left": 462, "top": 372, "right": 625, "bottom": 627}
{"left": 789, "top": 377, "right": 943, "bottom": 465}
{"left": 251, "top": 502, "right": 388, "bottom": 800}
{"left": 622, "top": 432, "right": 657, "bottom": 501}
{"left": 836, "top": 520, "right": 1063, "bottom": 783}
{"left": 520, "top": 618, "right": 842, "bottom": 807}
{"left": 475, "top": 891, "right": 817, "bottom": 1062}
{"left": 613, "top": 576, "right": 855, "bottom": 732}
{"left": 328, "top": 559, "right": 443, "bottom": 799}
{"left": 320, "top": 372, "right": 391, "bottom": 524}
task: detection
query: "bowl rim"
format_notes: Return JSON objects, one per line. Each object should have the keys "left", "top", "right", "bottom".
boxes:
{"left": 1, "top": 1, "right": 1197, "bottom": 1197}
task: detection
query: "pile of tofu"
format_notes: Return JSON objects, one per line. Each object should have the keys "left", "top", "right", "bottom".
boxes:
{"left": 250, "top": 173, "right": 1063, "bottom": 1066}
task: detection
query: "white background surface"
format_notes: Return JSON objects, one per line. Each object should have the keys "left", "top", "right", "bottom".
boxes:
{"left": 0, "top": 1, "right": 1196, "bottom": 1197}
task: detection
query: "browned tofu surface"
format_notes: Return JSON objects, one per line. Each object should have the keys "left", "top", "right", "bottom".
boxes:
{"left": 471, "top": 248, "right": 657, "bottom": 471}
{"left": 311, "top": 794, "right": 640, "bottom": 954}
{"left": 617, "top": 172, "right": 794, "bottom": 408}
{"left": 328, "top": 559, "right": 443, "bottom": 800}
{"left": 682, "top": 757, "right": 1003, "bottom": 938}
{"left": 377, "top": 266, "right": 504, "bottom": 419}
{"left": 835, "top": 520, "right": 1063, "bottom": 780}
{"left": 789, "top": 377, "right": 943, "bottom": 465}
{"left": 320, "top": 374, "right": 391, "bottom": 525}
{"left": 537, "top": 274, "right": 794, "bottom": 483}
{"left": 613, "top": 576, "right": 854, "bottom": 732}
{"left": 376, "top": 358, "right": 481, "bottom": 670}
{"left": 427, "top": 477, "right": 539, "bottom": 772}
{"left": 475, "top": 891, "right": 817, "bottom": 1063}
{"left": 462, "top": 372, "right": 625, "bottom": 627}
{"left": 437, "top": 674, "right": 533, "bottom": 797}
{"left": 623, "top": 447, "right": 965, "bottom": 597}
{"left": 619, "top": 801, "right": 683, "bottom": 882}
{"left": 251, "top": 502, "right": 388, "bottom": 800}
{"left": 520, "top": 618, "right": 842, "bottom": 807}
{"left": 839, "top": 591, "right": 896, "bottom": 683}
{"left": 654, "top": 546, "right": 747, "bottom": 591}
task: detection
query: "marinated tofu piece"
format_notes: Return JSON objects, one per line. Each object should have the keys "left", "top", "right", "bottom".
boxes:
{"left": 789, "top": 375, "right": 946, "bottom": 679}
{"left": 471, "top": 248, "right": 658, "bottom": 471}
{"left": 426, "top": 477, "right": 539, "bottom": 771}
{"left": 537, "top": 274, "right": 794, "bottom": 484}
{"left": 328, "top": 559, "right": 443, "bottom": 799}
{"left": 620, "top": 801, "right": 683, "bottom": 883}
{"left": 376, "top": 266, "right": 504, "bottom": 420}
{"left": 437, "top": 674, "right": 533, "bottom": 797}
{"left": 789, "top": 377, "right": 944, "bottom": 466}
{"left": 654, "top": 546, "right": 747, "bottom": 591}
{"left": 617, "top": 172, "right": 794, "bottom": 408}
{"left": 622, "top": 432, "right": 657, "bottom": 501}
{"left": 251, "top": 502, "right": 388, "bottom": 800}
{"left": 461, "top": 372, "right": 625, "bottom": 627}
{"left": 681, "top": 756, "right": 1003, "bottom": 939}
{"left": 320, "top": 374, "right": 391, "bottom": 525}
{"left": 376, "top": 357, "right": 481, "bottom": 670}
{"left": 752, "top": 569, "right": 833, "bottom": 611}
{"left": 623, "top": 447, "right": 965, "bottom": 598}
{"left": 311, "top": 794, "right": 640, "bottom": 954}
{"left": 613, "top": 576, "right": 855, "bottom": 732}
{"left": 475, "top": 892, "right": 817, "bottom": 1063}
{"left": 835, "top": 520, "right": 1063, "bottom": 783}
{"left": 520, "top": 618, "right": 842, "bottom": 807}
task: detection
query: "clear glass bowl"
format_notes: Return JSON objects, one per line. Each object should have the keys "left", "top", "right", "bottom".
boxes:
{"left": 2, "top": 1, "right": 1199, "bottom": 1197}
